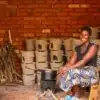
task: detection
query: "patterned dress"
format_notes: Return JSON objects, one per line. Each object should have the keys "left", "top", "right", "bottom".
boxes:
{"left": 60, "top": 43, "right": 99, "bottom": 92}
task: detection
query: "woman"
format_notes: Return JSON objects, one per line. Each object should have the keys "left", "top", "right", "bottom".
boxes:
{"left": 58, "top": 26, "right": 99, "bottom": 99}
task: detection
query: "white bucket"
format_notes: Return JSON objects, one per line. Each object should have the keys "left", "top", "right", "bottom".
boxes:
{"left": 91, "top": 27, "right": 99, "bottom": 39}
{"left": 91, "top": 39, "right": 100, "bottom": 46}
{"left": 21, "top": 63, "right": 35, "bottom": 74}
{"left": 36, "top": 62, "right": 48, "bottom": 69}
{"left": 23, "top": 74, "right": 35, "bottom": 86}
{"left": 21, "top": 51, "right": 35, "bottom": 63}
{"left": 36, "top": 39, "right": 48, "bottom": 51}
{"left": 49, "top": 38, "right": 62, "bottom": 50}
{"left": 25, "top": 39, "right": 35, "bottom": 51}
{"left": 35, "top": 51, "right": 48, "bottom": 62}
{"left": 98, "top": 48, "right": 100, "bottom": 56}
{"left": 50, "top": 62, "right": 63, "bottom": 70}
{"left": 63, "top": 38, "right": 73, "bottom": 50}
{"left": 65, "top": 50, "right": 73, "bottom": 60}
{"left": 50, "top": 50, "right": 63, "bottom": 62}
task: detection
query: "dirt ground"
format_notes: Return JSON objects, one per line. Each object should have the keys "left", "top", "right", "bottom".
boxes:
{"left": 0, "top": 83, "right": 95, "bottom": 100}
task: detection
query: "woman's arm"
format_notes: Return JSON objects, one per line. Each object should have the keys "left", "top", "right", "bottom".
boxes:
{"left": 70, "top": 45, "right": 98, "bottom": 69}
{"left": 58, "top": 51, "right": 77, "bottom": 75}
{"left": 65, "top": 52, "right": 77, "bottom": 67}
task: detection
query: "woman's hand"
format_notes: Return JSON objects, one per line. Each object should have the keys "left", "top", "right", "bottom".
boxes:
{"left": 58, "top": 66, "right": 69, "bottom": 76}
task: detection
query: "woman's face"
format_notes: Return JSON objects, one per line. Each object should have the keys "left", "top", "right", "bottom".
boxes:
{"left": 80, "top": 30, "right": 90, "bottom": 43}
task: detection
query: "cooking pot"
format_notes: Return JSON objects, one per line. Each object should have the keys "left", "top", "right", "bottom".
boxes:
{"left": 41, "top": 69, "right": 57, "bottom": 81}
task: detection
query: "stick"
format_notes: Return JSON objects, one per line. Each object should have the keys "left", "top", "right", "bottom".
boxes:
{"left": 39, "top": 91, "right": 47, "bottom": 97}
{"left": 48, "top": 90, "right": 58, "bottom": 100}
{"left": 8, "top": 30, "right": 12, "bottom": 44}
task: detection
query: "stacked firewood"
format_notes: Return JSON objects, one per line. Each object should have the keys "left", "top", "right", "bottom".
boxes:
{"left": 0, "top": 43, "right": 22, "bottom": 85}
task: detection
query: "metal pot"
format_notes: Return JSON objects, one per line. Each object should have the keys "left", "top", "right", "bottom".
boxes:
{"left": 41, "top": 69, "right": 57, "bottom": 81}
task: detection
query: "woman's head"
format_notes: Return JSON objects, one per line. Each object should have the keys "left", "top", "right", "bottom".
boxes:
{"left": 80, "top": 26, "right": 92, "bottom": 43}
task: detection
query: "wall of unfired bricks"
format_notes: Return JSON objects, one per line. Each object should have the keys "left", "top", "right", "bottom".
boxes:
{"left": 0, "top": 0, "right": 100, "bottom": 50}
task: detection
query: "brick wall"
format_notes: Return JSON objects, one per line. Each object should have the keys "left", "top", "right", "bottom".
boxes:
{"left": 0, "top": 0, "right": 100, "bottom": 49}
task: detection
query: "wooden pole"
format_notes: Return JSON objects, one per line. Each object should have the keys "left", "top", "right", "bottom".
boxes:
{"left": 8, "top": 30, "right": 12, "bottom": 44}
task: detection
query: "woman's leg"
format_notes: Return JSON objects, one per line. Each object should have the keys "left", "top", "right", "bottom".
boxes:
{"left": 59, "top": 68, "right": 81, "bottom": 96}
{"left": 72, "top": 85, "right": 86, "bottom": 98}
{"left": 65, "top": 88, "right": 75, "bottom": 96}
{"left": 58, "top": 66, "right": 99, "bottom": 99}
{"left": 56, "top": 74, "right": 75, "bottom": 97}
{"left": 72, "top": 85, "right": 81, "bottom": 97}
{"left": 56, "top": 74, "right": 60, "bottom": 86}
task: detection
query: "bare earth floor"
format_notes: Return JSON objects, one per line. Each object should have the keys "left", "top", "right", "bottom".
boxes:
{"left": 0, "top": 84, "right": 89, "bottom": 100}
